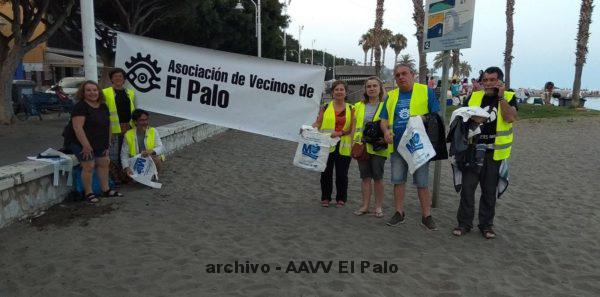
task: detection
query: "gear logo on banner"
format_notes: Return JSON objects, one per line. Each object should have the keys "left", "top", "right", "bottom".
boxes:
{"left": 125, "top": 53, "right": 162, "bottom": 93}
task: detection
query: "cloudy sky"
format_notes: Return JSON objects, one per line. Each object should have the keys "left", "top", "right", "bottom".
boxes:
{"left": 285, "top": 0, "right": 600, "bottom": 90}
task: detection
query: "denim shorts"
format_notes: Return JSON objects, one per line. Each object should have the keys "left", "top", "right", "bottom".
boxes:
{"left": 390, "top": 151, "right": 429, "bottom": 188}
{"left": 69, "top": 143, "right": 107, "bottom": 162}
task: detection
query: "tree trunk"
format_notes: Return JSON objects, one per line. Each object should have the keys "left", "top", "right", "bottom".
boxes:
{"left": 504, "top": 0, "right": 515, "bottom": 89}
{"left": 0, "top": 48, "right": 25, "bottom": 124}
{"left": 451, "top": 49, "right": 460, "bottom": 78}
{"left": 370, "top": 48, "right": 374, "bottom": 66}
{"left": 374, "top": 0, "right": 384, "bottom": 77}
{"left": 382, "top": 48, "right": 386, "bottom": 68}
{"left": 413, "top": 0, "right": 428, "bottom": 83}
{"left": 393, "top": 54, "right": 399, "bottom": 88}
{"left": 571, "top": 0, "right": 594, "bottom": 108}
{"left": 364, "top": 51, "right": 368, "bottom": 66}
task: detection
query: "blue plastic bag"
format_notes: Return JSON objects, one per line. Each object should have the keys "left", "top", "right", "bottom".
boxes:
{"left": 72, "top": 166, "right": 114, "bottom": 195}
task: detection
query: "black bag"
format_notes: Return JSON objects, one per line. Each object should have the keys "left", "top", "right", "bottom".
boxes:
{"left": 362, "top": 120, "right": 386, "bottom": 151}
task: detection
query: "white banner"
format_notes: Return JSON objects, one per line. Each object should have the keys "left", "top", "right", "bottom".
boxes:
{"left": 115, "top": 32, "right": 325, "bottom": 141}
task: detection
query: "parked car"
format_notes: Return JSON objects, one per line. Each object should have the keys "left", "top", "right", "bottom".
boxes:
{"left": 45, "top": 77, "right": 86, "bottom": 100}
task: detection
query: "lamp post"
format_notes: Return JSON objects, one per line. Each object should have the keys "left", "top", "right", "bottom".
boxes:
{"left": 282, "top": 0, "right": 291, "bottom": 61}
{"left": 322, "top": 48, "right": 326, "bottom": 66}
{"left": 311, "top": 39, "right": 316, "bottom": 65}
{"left": 298, "top": 25, "right": 303, "bottom": 63}
{"left": 81, "top": 0, "right": 98, "bottom": 81}
{"left": 235, "top": 0, "right": 261, "bottom": 58}
{"left": 332, "top": 54, "right": 336, "bottom": 79}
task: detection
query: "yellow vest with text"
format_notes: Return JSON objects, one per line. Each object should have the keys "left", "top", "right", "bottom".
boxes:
{"left": 124, "top": 127, "right": 165, "bottom": 161}
{"left": 383, "top": 83, "right": 430, "bottom": 154}
{"left": 320, "top": 102, "right": 352, "bottom": 156}
{"left": 103, "top": 87, "right": 135, "bottom": 134}
{"left": 468, "top": 90, "right": 515, "bottom": 161}
{"left": 353, "top": 101, "right": 389, "bottom": 157}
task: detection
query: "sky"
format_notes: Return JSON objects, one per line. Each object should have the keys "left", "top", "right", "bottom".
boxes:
{"left": 285, "top": 0, "right": 600, "bottom": 90}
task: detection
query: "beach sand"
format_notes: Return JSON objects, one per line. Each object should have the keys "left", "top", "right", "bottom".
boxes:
{"left": 0, "top": 117, "right": 599, "bottom": 296}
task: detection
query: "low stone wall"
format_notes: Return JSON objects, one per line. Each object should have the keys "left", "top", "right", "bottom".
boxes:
{"left": 0, "top": 121, "right": 227, "bottom": 229}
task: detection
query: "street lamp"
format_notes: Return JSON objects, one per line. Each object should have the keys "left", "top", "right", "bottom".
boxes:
{"left": 235, "top": 0, "right": 262, "bottom": 58}
{"left": 282, "top": 0, "right": 291, "bottom": 61}
{"left": 311, "top": 39, "right": 316, "bottom": 65}
{"left": 298, "top": 25, "right": 303, "bottom": 63}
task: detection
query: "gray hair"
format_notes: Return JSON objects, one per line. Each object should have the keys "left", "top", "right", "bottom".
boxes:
{"left": 393, "top": 63, "right": 415, "bottom": 74}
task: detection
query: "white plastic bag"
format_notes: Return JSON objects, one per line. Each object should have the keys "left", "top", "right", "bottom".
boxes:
{"left": 128, "top": 155, "right": 162, "bottom": 189}
{"left": 397, "top": 116, "right": 436, "bottom": 174}
{"left": 293, "top": 125, "right": 339, "bottom": 172}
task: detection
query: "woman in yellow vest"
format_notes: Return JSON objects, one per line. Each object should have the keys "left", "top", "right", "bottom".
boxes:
{"left": 103, "top": 68, "right": 136, "bottom": 183}
{"left": 352, "top": 77, "right": 388, "bottom": 218}
{"left": 120, "top": 109, "right": 165, "bottom": 175}
{"left": 312, "top": 80, "right": 354, "bottom": 208}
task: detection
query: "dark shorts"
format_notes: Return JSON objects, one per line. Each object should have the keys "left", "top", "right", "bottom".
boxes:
{"left": 69, "top": 143, "right": 107, "bottom": 162}
{"left": 357, "top": 154, "right": 386, "bottom": 180}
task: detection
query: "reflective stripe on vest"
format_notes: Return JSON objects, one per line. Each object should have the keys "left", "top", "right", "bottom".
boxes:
{"left": 124, "top": 127, "right": 165, "bottom": 161}
{"left": 320, "top": 102, "right": 352, "bottom": 156}
{"left": 104, "top": 87, "right": 136, "bottom": 134}
{"left": 353, "top": 101, "right": 389, "bottom": 157}
{"left": 383, "top": 83, "right": 429, "bottom": 154}
{"left": 468, "top": 90, "right": 515, "bottom": 160}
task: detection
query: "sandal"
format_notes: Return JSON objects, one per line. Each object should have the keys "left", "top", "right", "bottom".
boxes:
{"left": 353, "top": 209, "right": 369, "bottom": 216}
{"left": 452, "top": 226, "right": 470, "bottom": 237}
{"left": 102, "top": 190, "right": 123, "bottom": 198}
{"left": 374, "top": 209, "right": 384, "bottom": 218}
{"left": 85, "top": 193, "right": 99, "bottom": 203}
{"left": 481, "top": 229, "right": 496, "bottom": 239}
{"left": 321, "top": 200, "right": 330, "bottom": 208}
{"left": 336, "top": 201, "right": 345, "bottom": 208}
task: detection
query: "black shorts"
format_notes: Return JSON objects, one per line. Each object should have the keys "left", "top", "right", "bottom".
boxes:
{"left": 357, "top": 154, "right": 386, "bottom": 180}
{"left": 69, "top": 143, "right": 107, "bottom": 162}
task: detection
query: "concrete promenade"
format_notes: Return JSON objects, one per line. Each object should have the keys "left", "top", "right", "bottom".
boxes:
{"left": 0, "top": 117, "right": 599, "bottom": 296}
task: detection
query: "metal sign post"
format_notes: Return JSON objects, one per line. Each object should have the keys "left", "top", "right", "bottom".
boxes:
{"left": 432, "top": 50, "right": 450, "bottom": 208}
{"left": 424, "top": 0, "right": 476, "bottom": 207}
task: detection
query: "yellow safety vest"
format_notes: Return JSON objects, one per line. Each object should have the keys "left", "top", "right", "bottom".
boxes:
{"left": 353, "top": 101, "right": 389, "bottom": 157}
{"left": 468, "top": 90, "right": 515, "bottom": 161}
{"left": 124, "top": 127, "right": 165, "bottom": 161}
{"left": 320, "top": 102, "right": 352, "bottom": 156}
{"left": 383, "top": 83, "right": 430, "bottom": 154}
{"left": 104, "top": 87, "right": 135, "bottom": 134}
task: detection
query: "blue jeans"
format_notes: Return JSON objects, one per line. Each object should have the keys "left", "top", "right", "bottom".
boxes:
{"left": 390, "top": 151, "right": 429, "bottom": 188}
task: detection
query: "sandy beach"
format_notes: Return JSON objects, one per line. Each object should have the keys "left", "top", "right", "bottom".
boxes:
{"left": 1, "top": 116, "right": 599, "bottom": 296}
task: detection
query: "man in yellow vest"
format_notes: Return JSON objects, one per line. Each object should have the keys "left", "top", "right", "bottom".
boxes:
{"left": 120, "top": 109, "right": 165, "bottom": 176}
{"left": 380, "top": 64, "right": 441, "bottom": 230}
{"left": 104, "top": 68, "right": 136, "bottom": 181}
{"left": 453, "top": 66, "right": 517, "bottom": 239}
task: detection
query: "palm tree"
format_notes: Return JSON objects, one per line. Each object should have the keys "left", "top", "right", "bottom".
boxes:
{"left": 505, "top": 0, "right": 515, "bottom": 88}
{"left": 459, "top": 61, "right": 472, "bottom": 78}
{"left": 390, "top": 33, "right": 408, "bottom": 67}
{"left": 399, "top": 54, "right": 416, "bottom": 70}
{"left": 412, "top": 0, "right": 428, "bottom": 83}
{"left": 433, "top": 52, "right": 444, "bottom": 72}
{"left": 571, "top": 0, "right": 594, "bottom": 107}
{"left": 380, "top": 29, "right": 393, "bottom": 68}
{"left": 451, "top": 49, "right": 460, "bottom": 78}
{"left": 368, "top": 28, "right": 377, "bottom": 66}
{"left": 359, "top": 32, "right": 373, "bottom": 66}
{"left": 373, "top": 0, "right": 385, "bottom": 76}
